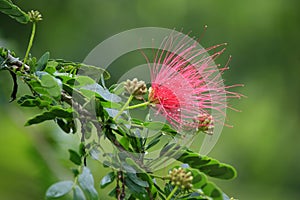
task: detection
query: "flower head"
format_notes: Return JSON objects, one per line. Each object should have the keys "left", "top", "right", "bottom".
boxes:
{"left": 146, "top": 32, "right": 242, "bottom": 132}
{"left": 168, "top": 167, "right": 193, "bottom": 190}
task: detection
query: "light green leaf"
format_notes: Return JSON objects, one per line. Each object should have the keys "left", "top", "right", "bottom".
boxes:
{"left": 73, "top": 185, "right": 86, "bottom": 200}
{"left": 74, "top": 76, "right": 96, "bottom": 87}
{"left": 78, "top": 167, "right": 98, "bottom": 200}
{"left": 45, "top": 60, "right": 58, "bottom": 74}
{"left": 82, "top": 83, "right": 121, "bottom": 102}
{"left": 36, "top": 52, "right": 50, "bottom": 72}
{"left": 39, "top": 73, "right": 62, "bottom": 98}
{"left": 45, "top": 181, "right": 73, "bottom": 199}
{"left": 79, "top": 64, "right": 110, "bottom": 80}
{"left": 100, "top": 172, "right": 115, "bottom": 189}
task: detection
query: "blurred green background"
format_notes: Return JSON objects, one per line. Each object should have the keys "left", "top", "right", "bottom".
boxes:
{"left": 1, "top": 0, "right": 300, "bottom": 199}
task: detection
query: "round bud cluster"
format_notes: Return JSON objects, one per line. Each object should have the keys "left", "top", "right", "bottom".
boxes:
{"left": 28, "top": 10, "right": 43, "bottom": 22}
{"left": 196, "top": 113, "right": 214, "bottom": 135}
{"left": 124, "top": 78, "right": 147, "bottom": 100}
{"left": 168, "top": 167, "right": 193, "bottom": 190}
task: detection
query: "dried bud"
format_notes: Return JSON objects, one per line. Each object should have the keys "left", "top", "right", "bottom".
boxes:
{"left": 124, "top": 78, "right": 147, "bottom": 100}
{"left": 28, "top": 10, "right": 42, "bottom": 22}
{"left": 168, "top": 167, "right": 193, "bottom": 190}
{"left": 196, "top": 113, "right": 214, "bottom": 135}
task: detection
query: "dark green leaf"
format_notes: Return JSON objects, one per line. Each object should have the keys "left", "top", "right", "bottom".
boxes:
{"left": 36, "top": 52, "right": 50, "bottom": 72}
{"left": 189, "top": 168, "right": 207, "bottom": 189}
{"left": 68, "top": 149, "right": 82, "bottom": 165}
{"left": 132, "top": 120, "right": 178, "bottom": 137}
{"left": 25, "top": 106, "right": 73, "bottom": 126}
{"left": 45, "top": 181, "right": 73, "bottom": 199}
{"left": 100, "top": 172, "right": 115, "bottom": 188}
{"left": 202, "top": 182, "right": 223, "bottom": 200}
{"left": 127, "top": 173, "right": 149, "bottom": 188}
{"left": 17, "top": 95, "right": 36, "bottom": 107}
{"left": 125, "top": 177, "right": 149, "bottom": 199}
{"left": 146, "top": 134, "right": 162, "bottom": 150}
{"left": 78, "top": 167, "right": 98, "bottom": 200}
{"left": 139, "top": 173, "right": 158, "bottom": 198}
{"left": 57, "top": 119, "right": 71, "bottom": 133}
{"left": 108, "top": 187, "right": 116, "bottom": 197}
{"left": 73, "top": 185, "right": 86, "bottom": 200}
{"left": 79, "top": 143, "right": 85, "bottom": 157}
{"left": 72, "top": 169, "right": 80, "bottom": 177}
{"left": 163, "top": 148, "right": 237, "bottom": 180}
{"left": 0, "top": 0, "right": 30, "bottom": 24}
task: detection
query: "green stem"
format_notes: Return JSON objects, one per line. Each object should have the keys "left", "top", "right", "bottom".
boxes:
{"left": 166, "top": 185, "right": 178, "bottom": 200}
{"left": 127, "top": 101, "right": 151, "bottom": 110}
{"left": 113, "top": 95, "right": 134, "bottom": 121}
{"left": 151, "top": 174, "right": 168, "bottom": 180}
{"left": 22, "top": 22, "right": 36, "bottom": 70}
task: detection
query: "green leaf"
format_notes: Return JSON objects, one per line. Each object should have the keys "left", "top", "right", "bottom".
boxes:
{"left": 25, "top": 106, "right": 73, "bottom": 126}
{"left": 175, "top": 149, "right": 237, "bottom": 180}
{"left": 132, "top": 120, "right": 178, "bottom": 137}
{"left": 138, "top": 173, "right": 158, "bottom": 198}
{"left": 68, "top": 149, "right": 82, "bottom": 165}
{"left": 125, "top": 177, "right": 149, "bottom": 199}
{"left": 127, "top": 173, "right": 149, "bottom": 188}
{"left": 17, "top": 95, "right": 36, "bottom": 107}
{"left": 79, "top": 143, "right": 86, "bottom": 157}
{"left": 45, "top": 60, "right": 58, "bottom": 74}
{"left": 36, "top": 52, "right": 50, "bottom": 72}
{"left": 74, "top": 76, "right": 96, "bottom": 87}
{"left": 73, "top": 185, "right": 86, "bottom": 200}
{"left": 56, "top": 119, "right": 71, "bottom": 133}
{"left": 0, "top": 0, "right": 30, "bottom": 24}
{"left": 146, "top": 134, "right": 162, "bottom": 150}
{"left": 201, "top": 182, "right": 223, "bottom": 200}
{"left": 119, "top": 136, "right": 130, "bottom": 151}
{"left": 40, "top": 73, "right": 62, "bottom": 98}
{"left": 45, "top": 181, "right": 73, "bottom": 199}
{"left": 82, "top": 83, "right": 122, "bottom": 102}
{"left": 78, "top": 64, "right": 110, "bottom": 80}
{"left": 78, "top": 167, "right": 98, "bottom": 200}
{"left": 180, "top": 167, "right": 208, "bottom": 190}
{"left": 100, "top": 172, "right": 115, "bottom": 188}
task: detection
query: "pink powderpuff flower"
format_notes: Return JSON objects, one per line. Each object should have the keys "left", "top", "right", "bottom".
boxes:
{"left": 144, "top": 32, "right": 243, "bottom": 133}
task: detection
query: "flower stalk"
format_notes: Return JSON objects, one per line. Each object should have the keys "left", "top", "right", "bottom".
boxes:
{"left": 166, "top": 185, "right": 178, "bottom": 200}
{"left": 22, "top": 21, "right": 36, "bottom": 71}
{"left": 113, "top": 95, "right": 134, "bottom": 121}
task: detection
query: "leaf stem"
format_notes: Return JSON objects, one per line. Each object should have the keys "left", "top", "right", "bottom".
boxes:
{"left": 23, "top": 22, "right": 36, "bottom": 71}
{"left": 151, "top": 174, "right": 168, "bottom": 180}
{"left": 127, "top": 101, "right": 151, "bottom": 110}
{"left": 113, "top": 95, "right": 134, "bottom": 121}
{"left": 166, "top": 185, "right": 178, "bottom": 200}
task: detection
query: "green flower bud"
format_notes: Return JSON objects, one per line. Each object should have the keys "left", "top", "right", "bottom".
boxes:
{"left": 28, "top": 10, "right": 42, "bottom": 22}
{"left": 168, "top": 167, "right": 193, "bottom": 190}
{"left": 124, "top": 78, "right": 147, "bottom": 100}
